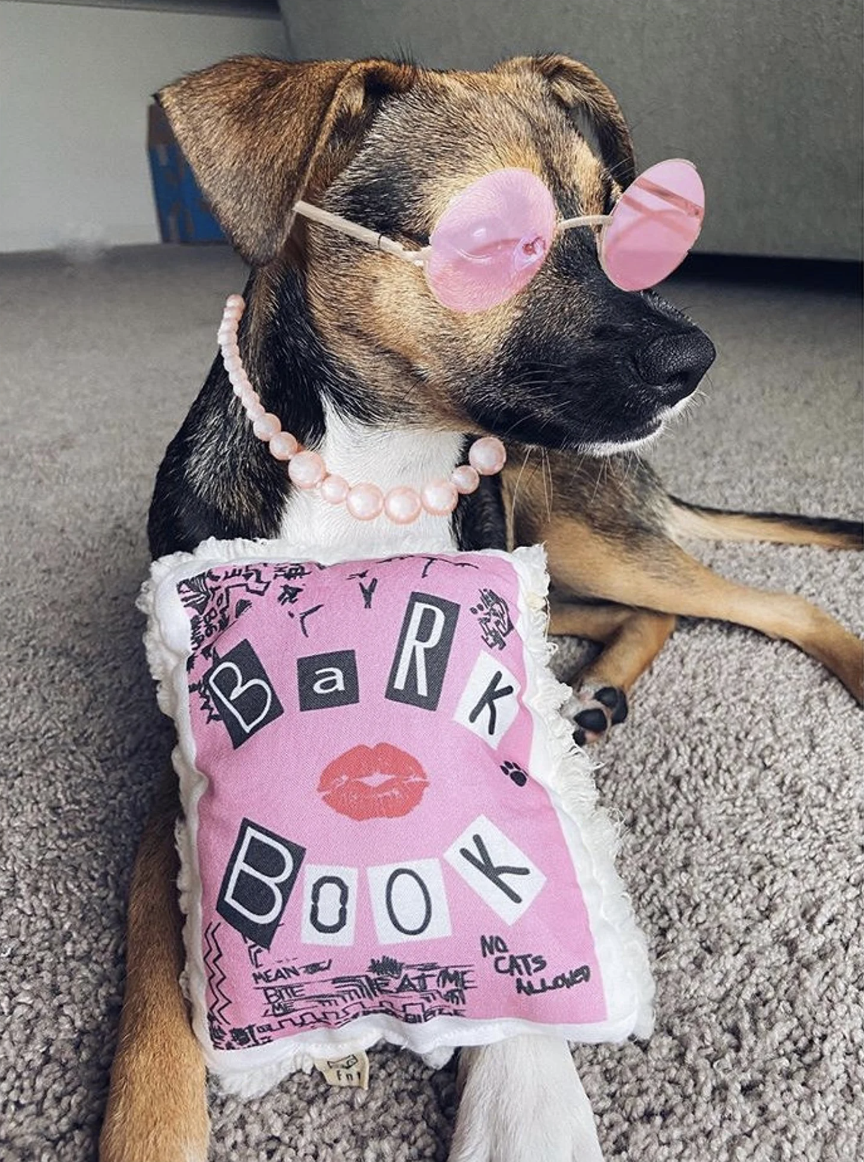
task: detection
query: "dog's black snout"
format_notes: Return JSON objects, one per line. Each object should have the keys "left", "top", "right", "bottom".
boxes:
{"left": 635, "top": 331, "right": 716, "bottom": 406}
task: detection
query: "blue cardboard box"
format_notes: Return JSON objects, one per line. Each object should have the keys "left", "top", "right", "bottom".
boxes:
{"left": 147, "top": 103, "right": 226, "bottom": 244}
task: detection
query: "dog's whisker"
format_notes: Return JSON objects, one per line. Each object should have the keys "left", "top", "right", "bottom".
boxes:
{"left": 540, "top": 448, "right": 554, "bottom": 521}
{"left": 507, "top": 445, "right": 538, "bottom": 529}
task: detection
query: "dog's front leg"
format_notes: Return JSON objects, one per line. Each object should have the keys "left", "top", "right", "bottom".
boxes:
{"left": 448, "top": 1036, "right": 604, "bottom": 1162}
{"left": 100, "top": 768, "right": 209, "bottom": 1162}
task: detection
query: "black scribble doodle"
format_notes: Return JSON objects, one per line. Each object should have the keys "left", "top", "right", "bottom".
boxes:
{"left": 179, "top": 565, "right": 273, "bottom": 650}
{"left": 368, "top": 955, "right": 405, "bottom": 978}
{"left": 242, "top": 959, "right": 476, "bottom": 1036}
{"left": 273, "top": 562, "right": 312, "bottom": 582}
{"left": 245, "top": 939, "right": 265, "bottom": 969}
{"left": 500, "top": 760, "right": 528, "bottom": 788}
{"left": 203, "top": 922, "right": 232, "bottom": 1024}
{"left": 302, "top": 959, "right": 334, "bottom": 976}
{"left": 347, "top": 568, "right": 370, "bottom": 580}
{"left": 227, "top": 1024, "right": 266, "bottom": 1048}
{"left": 285, "top": 603, "right": 325, "bottom": 638}
{"left": 235, "top": 598, "right": 252, "bottom": 619}
{"left": 188, "top": 677, "right": 220, "bottom": 725}
{"left": 419, "top": 555, "right": 481, "bottom": 579}
{"left": 470, "top": 588, "right": 514, "bottom": 650}
{"left": 359, "top": 577, "right": 378, "bottom": 609}
{"left": 277, "top": 583, "right": 304, "bottom": 606}
{"left": 209, "top": 1017, "right": 227, "bottom": 1044}
{"left": 177, "top": 571, "right": 213, "bottom": 615}
{"left": 368, "top": 554, "right": 482, "bottom": 578}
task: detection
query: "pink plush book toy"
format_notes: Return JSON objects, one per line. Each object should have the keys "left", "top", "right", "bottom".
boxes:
{"left": 141, "top": 539, "right": 653, "bottom": 1097}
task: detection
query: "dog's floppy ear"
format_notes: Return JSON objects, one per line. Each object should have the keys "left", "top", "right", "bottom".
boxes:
{"left": 157, "top": 56, "right": 417, "bottom": 264}
{"left": 498, "top": 54, "right": 636, "bottom": 187}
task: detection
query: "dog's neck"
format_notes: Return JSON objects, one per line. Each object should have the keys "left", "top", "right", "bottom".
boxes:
{"left": 278, "top": 402, "right": 464, "bottom": 556}
{"left": 250, "top": 266, "right": 467, "bottom": 557}
{"left": 148, "top": 267, "right": 495, "bottom": 561}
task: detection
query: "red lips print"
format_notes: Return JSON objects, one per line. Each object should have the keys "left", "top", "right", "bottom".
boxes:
{"left": 318, "top": 743, "right": 429, "bottom": 821}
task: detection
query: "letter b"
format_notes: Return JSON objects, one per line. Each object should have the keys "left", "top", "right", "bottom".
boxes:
{"left": 217, "top": 818, "right": 305, "bottom": 949}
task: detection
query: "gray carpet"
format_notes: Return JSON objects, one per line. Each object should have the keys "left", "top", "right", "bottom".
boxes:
{"left": 0, "top": 246, "right": 861, "bottom": 1162}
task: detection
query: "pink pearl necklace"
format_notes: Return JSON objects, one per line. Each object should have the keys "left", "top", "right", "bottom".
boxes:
{"left": 218, "top": 295, "right": 507, "bottom": 524}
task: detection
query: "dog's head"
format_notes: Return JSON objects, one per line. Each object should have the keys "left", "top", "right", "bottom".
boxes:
{"left": 160, "top": 55, "right": 714, "bottom": 453}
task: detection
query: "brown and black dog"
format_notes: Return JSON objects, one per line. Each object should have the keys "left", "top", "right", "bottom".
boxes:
{"left": 100, "top": 54, "right": 862, "bottom": 1162}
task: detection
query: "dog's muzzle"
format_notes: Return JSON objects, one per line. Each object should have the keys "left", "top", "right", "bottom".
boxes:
{"left": 635, "top": 331, "right": 716, "bottom": 407}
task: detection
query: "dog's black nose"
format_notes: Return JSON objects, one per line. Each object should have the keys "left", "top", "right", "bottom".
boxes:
{"left": 635, "top": 331, "right": 716, "bottom": 405}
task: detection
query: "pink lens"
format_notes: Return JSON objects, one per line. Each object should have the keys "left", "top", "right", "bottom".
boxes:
{"left": 600, "top": 159, "right": 704, "bottom": 292}
{"left": 427, "top": 169, "right": 557, "bottom": 312}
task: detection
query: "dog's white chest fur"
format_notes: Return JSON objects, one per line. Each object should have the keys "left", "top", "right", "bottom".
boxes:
{"left": 278, "top": 408, "right": 464, "bottom": 557}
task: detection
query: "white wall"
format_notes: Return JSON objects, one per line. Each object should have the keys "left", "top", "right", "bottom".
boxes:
{"left": 0, "top": 2, "right": 287, "bottom": 251}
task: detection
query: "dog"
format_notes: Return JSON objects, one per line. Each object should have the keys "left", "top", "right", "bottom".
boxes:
{"left": 100, "top": 54, "right": 862, "bottom": 1162}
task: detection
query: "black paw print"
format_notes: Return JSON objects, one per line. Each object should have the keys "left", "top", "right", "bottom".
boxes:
{"left": 500, "top": 760, "right": 528, "bottom": 787}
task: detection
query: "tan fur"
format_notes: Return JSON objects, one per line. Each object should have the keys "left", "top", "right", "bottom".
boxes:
{"left": 159, "top": 57, "right": 417, "bottom": 264}
{"left": 667, "top": 500, "right": 864, "bottom": 549}
{"left": 99, "top": 770, "right": 208, "bottom": 1162}
{"left": 548, "top": 602, "right": 677, "bottom": 694}
{"left": 517, "top": 473, "right": 864, "bottom": 704}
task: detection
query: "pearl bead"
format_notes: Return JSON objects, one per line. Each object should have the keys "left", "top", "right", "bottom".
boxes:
{"left": 245, "top": 399, "right": 265, "bottom": 421}
{"left": 346, "top": 482, "right": 384, "bottom": 521}
{"left": 253, "top": 412, "right": 281, "bottom": 440}
{"left": 229, "top": 367, "right": 248, "bottom": 389}
{"left": 225, "top": 294, "right": 244, "bottom": 310}
{"left": 451, "top": 465, "right": 480, "bottom": 494}
{"left": 320, "top": 474, "right": 350, "bottom": 504}
{"left": 468, "top": 436, "right": 507, "bottom": 475}
{"left": 269, "top": 431, "right": 299, "bottom": 461}
{"left": 384, "top": 486, "right": 422, "bottom": 524}
{"left": 421, "top": 479, "right": 459, "bottom": 516}
{"left": 288, "top": 450, "right": 326, "bottom": 489}
{"left": 223, "top": 354, "right": 242, "bottom": 373}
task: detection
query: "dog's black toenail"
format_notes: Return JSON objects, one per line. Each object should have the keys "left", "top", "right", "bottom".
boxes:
{"left": 573, "top": 727, "right": 586, "bottom": 746}
{"left": 611, "top": 692, "right": 629, "bottom": 725}
{"left": 575, "top": 708, "right": 608, "bottom": 734}
{"left": 595, "top": 687, "right": 619, "bottom": 710}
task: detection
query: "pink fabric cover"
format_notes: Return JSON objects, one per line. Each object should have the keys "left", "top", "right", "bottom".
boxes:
{"left": 142, "top": 543, "right": 652, "bottom": 1086}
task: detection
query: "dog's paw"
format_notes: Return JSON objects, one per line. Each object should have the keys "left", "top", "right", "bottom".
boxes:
{"left": 448, "top": 1037, "right": 604, "bottom": 1162}
{"left": 563, "top": 685, "right": 628, "bottom": 745}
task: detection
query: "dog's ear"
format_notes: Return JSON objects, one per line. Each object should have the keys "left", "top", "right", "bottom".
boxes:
{"left": 497, "top": 54, "right": 635, "bottom": 187}
{"left": 157, "top": 56, "right": 417, "bottom": 264}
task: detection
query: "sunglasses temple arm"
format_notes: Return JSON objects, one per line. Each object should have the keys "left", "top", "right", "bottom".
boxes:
{"left": 557, "top": 213, "right": 610, "bottom": 232}
{"left": 293, "top": 201, "right": 428, "bottom": 266}
{"left": 561, "top": 206, "right": 699, "bottom": 244}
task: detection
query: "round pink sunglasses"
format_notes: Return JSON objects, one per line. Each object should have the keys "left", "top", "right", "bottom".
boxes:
{"left": 294, "top": 159, "right": 704, "bottom": 313}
